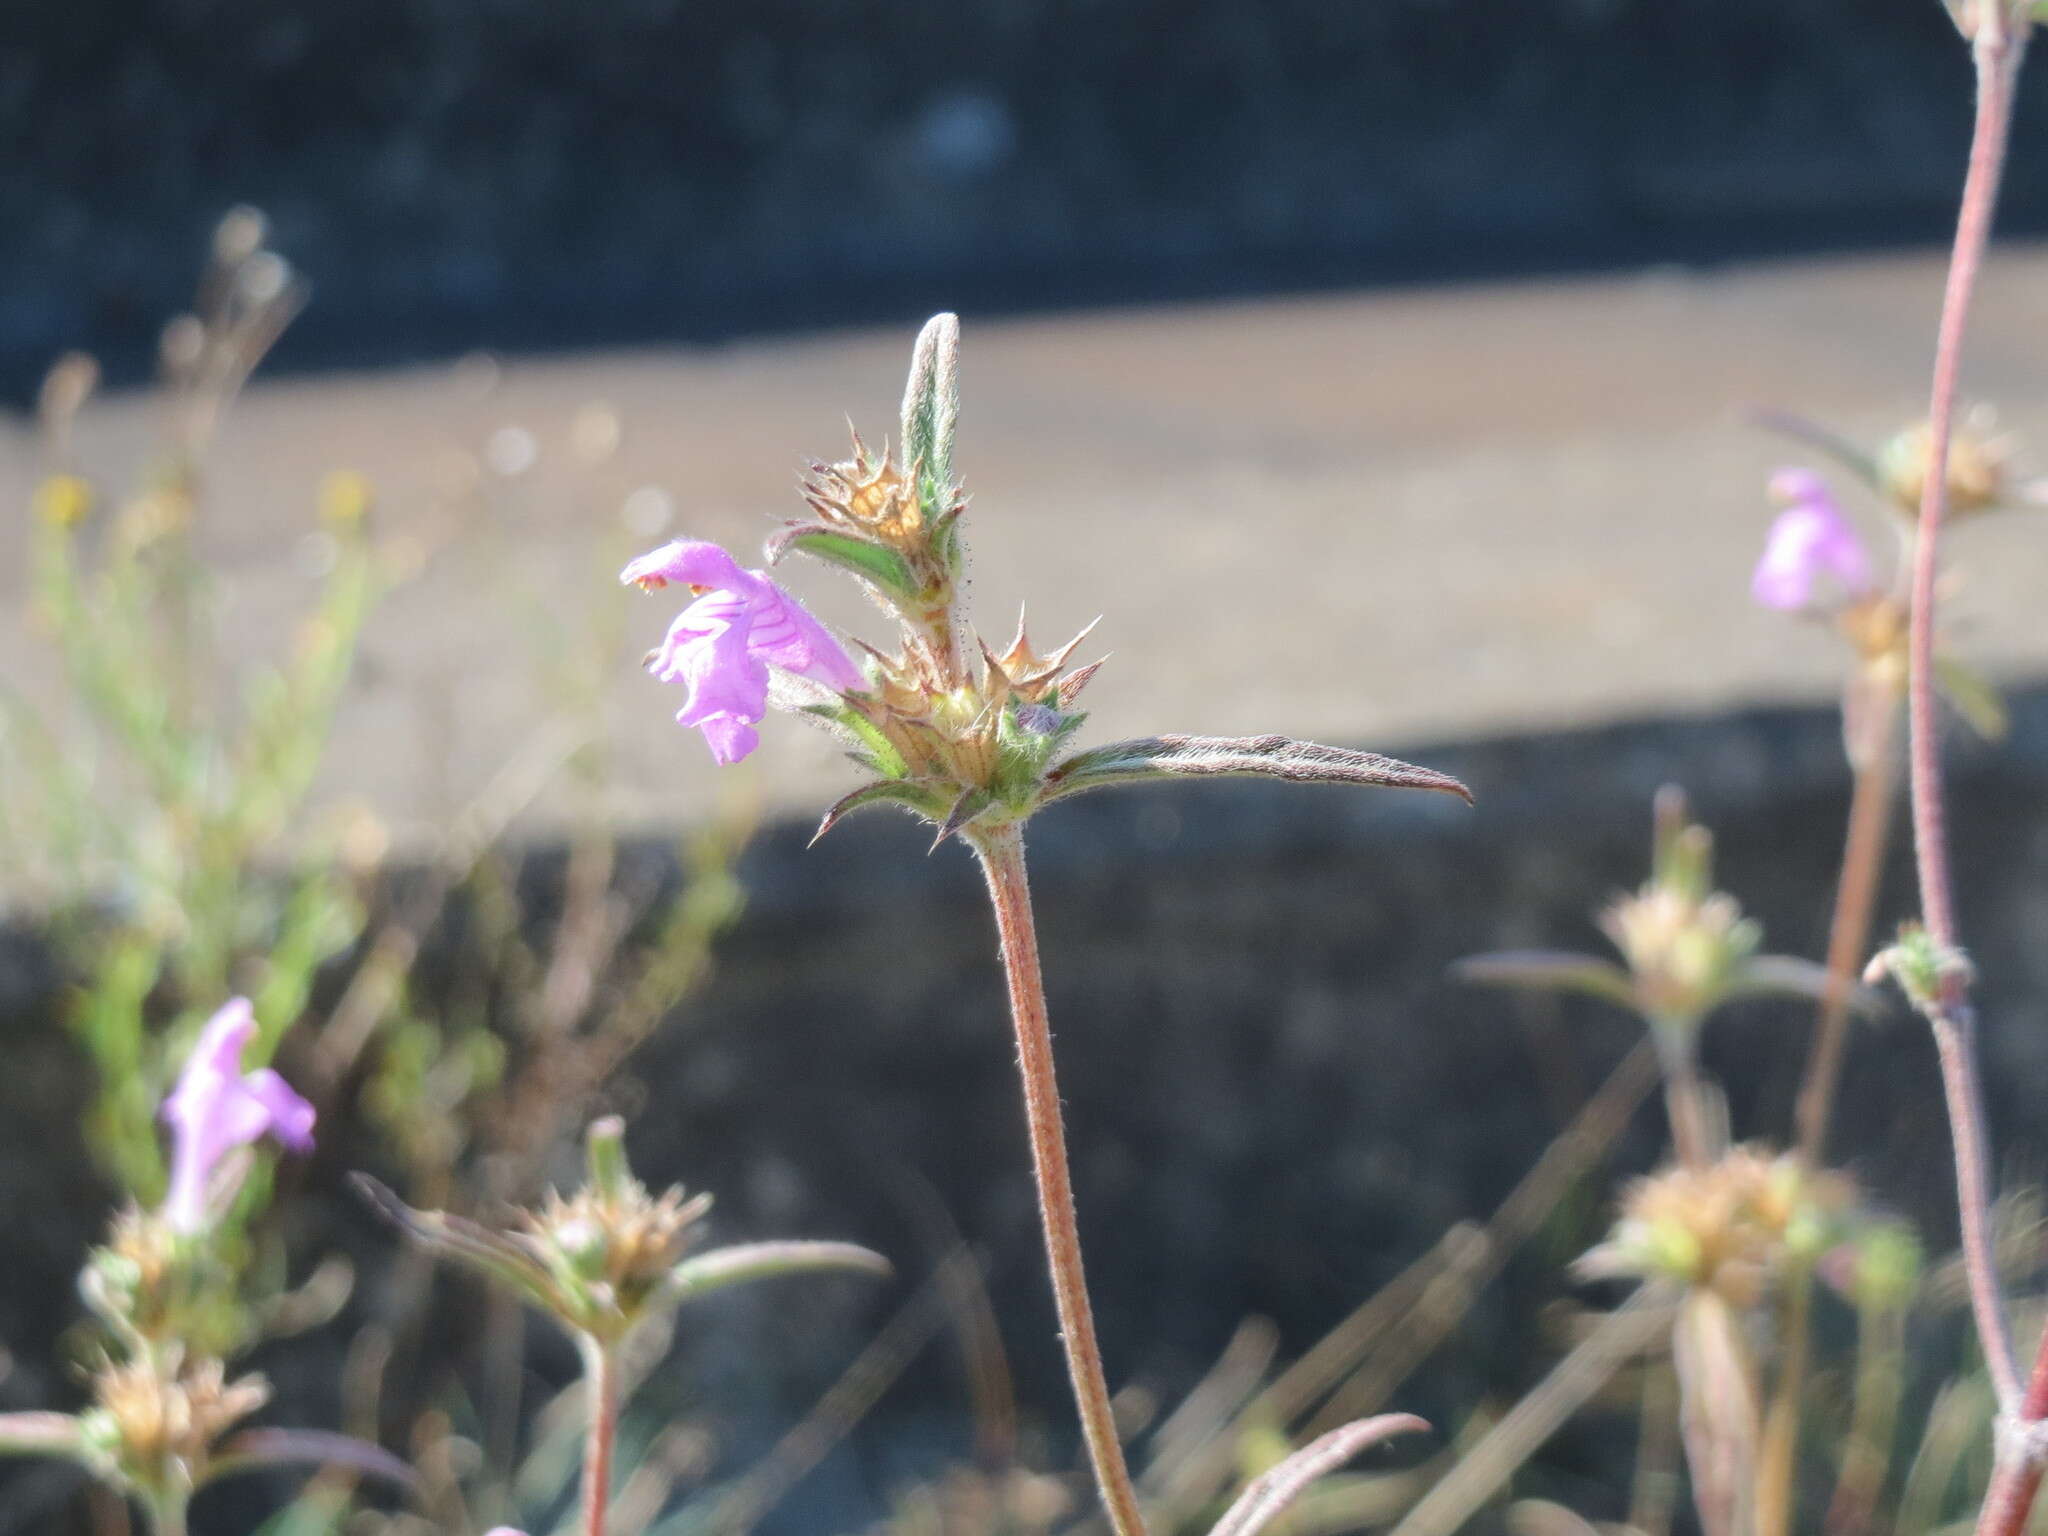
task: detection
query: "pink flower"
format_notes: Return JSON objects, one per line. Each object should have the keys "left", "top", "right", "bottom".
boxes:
{"left": 1751, "top": 469, "right": 1874, "bottom": 611}
{"left": 622, "top": 540, "right": 865, "bottom": 765}
{"left": 161, "top": 999, "right": 316, "bottom": 1234}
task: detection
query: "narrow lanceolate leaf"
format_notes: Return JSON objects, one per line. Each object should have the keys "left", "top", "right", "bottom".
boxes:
{"left": 0, "top": 1412, "right": 83, "bottom": 1460}
{"left": 1209, "top": 1415, "right": 1429, "bottom": 1536}
{"left": 1725, "top": 954, "right": 1885, "bottom": 1017}
{"left": 350, "top": 1174, "right": 558, "bottom": 1313}
{"left": 766, "top": 524, "right": 920, "bottom": 605}
{"left": 1451, "top": 951, "right": 1639, "bottom": 1012}
{"left": 1043, "top": 734, "right": 1472, "bottom": 806}
{"left": 1746, "top": 408, "right": 1883, "bottom": 489}
{"left": 900, "top": 312, "right": 960, "bottom": 509}
{"left": 656, "top": 1240, "right": 891, "bottom": 1311}
{"left": 811, "top": 779, "right": 954, "bottom": 845}
{"left": 206, "top": 1430, "right": 419, "bottom": 1494}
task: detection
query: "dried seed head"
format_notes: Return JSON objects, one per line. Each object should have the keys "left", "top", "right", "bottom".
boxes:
{"left": 1584, "top": 1147, "right": 1855, "bottom": 1307}
{"left": 1879, "top": 417, "right": 2013, "bottom": 519}
{"left": 82, "top": 1351, "right": 267, "bottom": 1497}
{"left": 805, "top": 445, "right": 930, "bottom": 547}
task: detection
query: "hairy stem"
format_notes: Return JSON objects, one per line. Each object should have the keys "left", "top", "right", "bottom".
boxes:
{"left": 1793, "top": 741, "right": 1897, "bottom": 1166}
{"left": 1905, "top": 0, "right": 2027, "bottom": 1427}
{"left": 580, "top": 1333, "right": 618, "bottom": 1536}
{"left": 1901, "top": 7, "right": 2036, "bottom": 1532}
{"left": 970, "top": 822, "right": 1148, "bottom": 1536}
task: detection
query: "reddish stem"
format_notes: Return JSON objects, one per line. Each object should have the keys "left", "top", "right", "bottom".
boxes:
{"left": 1907, "top": 0, "right": 2026, "bottom": 1425}
{"left": 971, "top": 822, "right": 1149, "bottom": 1536}
{"left": 580, "top": 1335, "right": 617, "bottom": 1536}
{"left": 1898, "top": 6, "right": 2035, "bottom": 1532}
{"left": 1793, "top": 741, "right": 1896, "bottom": 1167}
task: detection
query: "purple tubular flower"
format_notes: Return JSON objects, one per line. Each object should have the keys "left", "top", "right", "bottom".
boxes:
{"left": 161, "top": 999, "right": 316, "bottom": 1234}
{"left": 1751, "top": 469, "right": 1874, "bottom": 611}
{"left": 621, "top": 539, "right": 865, "bottom": 765}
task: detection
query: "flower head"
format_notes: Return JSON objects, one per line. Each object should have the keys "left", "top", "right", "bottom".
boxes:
{"left": 1751, "top": 469, "right": 1873, "bottom": 611}
{"left": 622, "top": 539, "right": 865, "bottom": 764}
{"left": 161, "top": 1000, "right": 315, "bottom": 1234}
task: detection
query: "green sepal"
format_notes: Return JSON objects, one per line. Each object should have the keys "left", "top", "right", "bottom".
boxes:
{"left": 931, "top": 786, "right": 994, "bottom": 850}
{"left": 767, "top": 524, "right": 920, "bottom": 606}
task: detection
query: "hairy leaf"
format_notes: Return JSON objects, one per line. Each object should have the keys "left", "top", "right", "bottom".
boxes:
{"left": 811, "top": 779, "right": 954, "bottom": 845}
{"left": 1209, "top": 1415, "right": 1429, "bottom": 1536}
{"left": 900, "top": 313, "right": 960, "bottom": 512}
{"left": 766, "top": 524, "right": 919, "bottom": 605}
{"left": 350, "top": 1174, "right": 557, "bottom": 1313}
{"left": 1044, "top": 734, "right": 1472, "bottom": 805}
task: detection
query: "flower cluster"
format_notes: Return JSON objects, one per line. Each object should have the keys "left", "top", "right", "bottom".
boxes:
{"left": 1580, "top": 1146, "right": 1855, "bottom": 1307}
{"left": 622, "top": 315, "right": 1470, "bottom": 849}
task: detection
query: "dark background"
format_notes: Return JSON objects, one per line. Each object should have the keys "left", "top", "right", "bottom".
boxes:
{"left": 6, "top": 0, "right": 2048, "bottom": 397}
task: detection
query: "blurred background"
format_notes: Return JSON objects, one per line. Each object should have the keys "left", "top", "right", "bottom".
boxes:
{"left": 7, "top": 2, "right": 2048, "bottom": 1533}
{"left": 5, "top": 0, "right": 2047, "bottom": 391}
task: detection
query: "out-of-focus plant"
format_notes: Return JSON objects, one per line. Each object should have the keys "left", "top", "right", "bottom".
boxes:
{"left": 1457, "top": 788, "right": 1849, "bottom": 1171}
{"left": 1, "top": 207, "right": 392, "bottom": 1202}
{"left": 0, "top": 1002, "right": 409, "bottom": 1535}
{"left": 360, "top": 1118, "right": 889, "bottom": 1536}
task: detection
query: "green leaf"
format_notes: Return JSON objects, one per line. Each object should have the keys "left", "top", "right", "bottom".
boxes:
{"left": 899, "top": 313, "right": 960, "bottom": 513}
{"left": 0, "top": 1412, "right": 84, "bottom": 1461}
{"left": 1452, "top": 951, "right": 1639, "bottom": 1011}
{"left": 1724, "top": 953, "right": 1885, "bottom": 1017}
{"left": 349, "top": 1174, "right": 559, "bottom": 1315}
{"left": 1043, "top": 734, "right": 1472, "bottom": 806}
{"left": 810, "top": 779, "right": 954, "bottom": 845}
{"left": 206, "top": 1430, "right": 418, "bottom": 1495}
{"left": 655, "top": 1240, "right": 890, "bottom": 1311}
{"left": 1209, "top": 1415, "right": 1430, "bottom": 1536}
{"left": 766, "top": 524, "right": 919, "bottom": 605}
{"left": 1746, "top": 408, "right": 1882, "bottom": 490}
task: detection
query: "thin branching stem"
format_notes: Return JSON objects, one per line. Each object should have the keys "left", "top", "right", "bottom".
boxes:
{"left": 1904, "top": 0, "right": 2027, "bottom": 1430}
{"left": 1793, "top": 744, "right": 1896, "bottom": 1167}
{"left": 1898, "top": 6, "right": 2040, "bottom": 1532}
{"left": 970, "top": 822, "right": 1149, "bottom": 1536}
